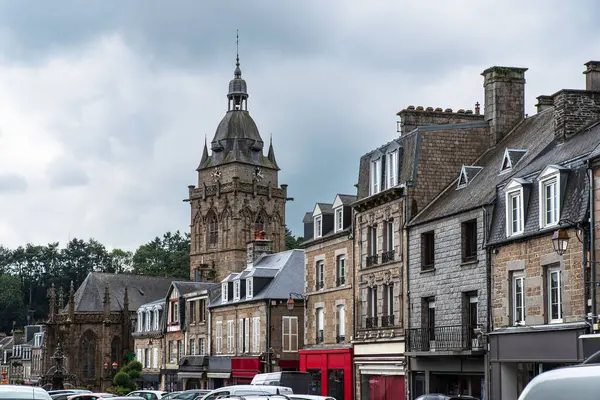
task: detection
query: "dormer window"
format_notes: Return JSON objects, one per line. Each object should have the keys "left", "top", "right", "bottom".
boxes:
{"left": 234, "top": 280, "right": 241, "bottom": 301}
{"left": 221, "top": 283, "right": 228, "bottom": 304}
{"left": 538, "top": 165, "right": 565, "bottom": 229}
{"left": 314, "top": 216, "right": 322, "bottom": 238}
{"left": 370, "top": 158, "right": 382, "bottom": 195}
{"left": 246, "top": 278, "right": 253, "bottom": 299}
{"left": 335, "top": 208, "right": 343, "bottom": 232}
{"left": 505, "top": 180, "right": 528, "bottom": 237}
{"left": 456, "top": 166, "right": 483, "bottom": 189}
{"left": 387, "top": 150, "right": 398, "bottom": 188}
{"left": 500, "top": 148, "right": 528, "bottom": 174}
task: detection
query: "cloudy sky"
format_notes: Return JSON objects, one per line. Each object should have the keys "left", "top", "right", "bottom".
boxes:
{"left": 0, "top": 1, "right": 598, "bottom": 250}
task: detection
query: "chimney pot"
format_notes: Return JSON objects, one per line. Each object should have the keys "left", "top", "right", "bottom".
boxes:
{"left": 475, "top": 102, "right": 481, "bottom": 115}
{"left": 416, "top": 106, "right": 424, "bottom": 111}
{"left": 425, "top": 107, "right": 434, "bottom": 112}
{"left": 434, "top": 107, "right": 443, "bottom": 112}
{"left": 444, "top": 108, "right": 453, "bottom": 113}
{"left": 584, "top": 61, "right": 600, "bottom": 91}
{"left": 535, "top": 95, "right": 553, "bottom": 113}
{"left": 407, "top": 105, "right": 415, "bottom": 110}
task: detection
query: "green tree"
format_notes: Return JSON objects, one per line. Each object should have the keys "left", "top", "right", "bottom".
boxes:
{"left": 108, "top": 360, "right": 143, "bottom": 395}
{"left": 132, "top": 231, "right": 190, "bottom": 278}
{"left": 284, "top": 227, "right": 304, "bottom": 250}
{"left": 0, "top": 274, "right": 26, "bottom": 332}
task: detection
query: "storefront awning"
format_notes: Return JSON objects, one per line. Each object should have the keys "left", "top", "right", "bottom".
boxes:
{"left": 178, "top": 372, "right": 206, "bottom": 380}
{"left": 232, "top": 370, "right": 258, "bottom": 378}
{"left": 207, "top": 372, "right": 231, "bottom": 379}
{"left": 357, "top": 363, "right": 405, "bottom": 376}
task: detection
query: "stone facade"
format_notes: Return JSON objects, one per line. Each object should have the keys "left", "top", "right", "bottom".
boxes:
{"left": 133, "top": 299, "right": 164, "bottom": 390}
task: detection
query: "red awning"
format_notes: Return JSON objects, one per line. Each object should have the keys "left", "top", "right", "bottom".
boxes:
{"left": 278, "top": 359, "right": 299, "bottom": 369}
{"left": 232, "top": 370, "right": 259, "bottom": 378}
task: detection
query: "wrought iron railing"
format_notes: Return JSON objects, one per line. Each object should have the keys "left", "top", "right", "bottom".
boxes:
{"left": 315, "top": 281, "right": 324, "bottom": 291}
{"left": 366, "top": 255, "right": 379, "bottom": 267}
{"left": 366, "top": 317, "right": 379, "bottom": 329}
{"left": 336, "top": 335, "right": 345, "bottom": 344}
{"left": 407, "top": 325, "right": 484, "bottom": 352}
{"left": 316, "top": 330, "right": 324, "bottom": 344}
{"left": 336, "top": 276, "right": 346, "bottom": 287}
{"left": 382, "top": 250, "right": 395, "bottom": 263}
{"left": 381, "top": 315, "right": 395, "bottom": 327}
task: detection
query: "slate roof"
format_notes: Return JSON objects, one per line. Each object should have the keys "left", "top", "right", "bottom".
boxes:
{"left": 302, "top": 212, "right": 313, "bottom": 223}
{"left": 315, "top": 203, "right": 333, "bottom": 215}
{"left": 0, "top": 336, "right": 13, "bottom": 349}
{"left": 411, "top": 109, "right": 555, "bottom": 225}
{"left": 71, "top": 272, "right": 178, "bottom": 313}
{"left": 170, "top": 281, "right": 217, "bottom": 298}
{"left": 337, "top": 194, "right": 357, "bottom": 205}
{"left": 138, "top": 298, "right": 166, "bottom": 310}
{"left": 209, "top": 249, "right": 304, "bottom": 307}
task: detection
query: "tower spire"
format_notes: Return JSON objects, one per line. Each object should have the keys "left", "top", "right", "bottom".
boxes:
{"left": 268, "top": 135, "right": 278, "bottom": 168}
{"left": 234, "top": 29, "right": 241, "bottom": 78}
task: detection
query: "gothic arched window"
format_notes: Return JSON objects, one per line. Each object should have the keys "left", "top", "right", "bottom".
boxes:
{"left": 80, "top": 331, "right": 97, "bottom": 379}
{"left": 255, "top": 213, "right": 265, "bottom": 233}
{"left": 111, "top": 336, "right": 121, "bottom": 364}
{"left": 207, "top": 212, "right": 218, "bottom": 246}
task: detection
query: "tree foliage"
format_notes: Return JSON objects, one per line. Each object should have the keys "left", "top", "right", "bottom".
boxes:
{"left": 284, "top": 227, "right": 304, "bottom": 250}
{"left": 0, "top": 231, "right": 190, "bottom": 334}
{"left": 108, "top": 360, "right": 143, "bottom": 395}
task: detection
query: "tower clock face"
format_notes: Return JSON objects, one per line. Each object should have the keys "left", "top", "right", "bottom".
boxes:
{"left": 254, "top": 167, "right": 264, "bottom": 182}
{"left": 211, "top": 168, "right": 222, "bottom": 181}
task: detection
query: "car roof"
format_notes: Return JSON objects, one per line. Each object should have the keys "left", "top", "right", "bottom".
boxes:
{"left": 518, "top": 364, "right": 600, "bottom": 400}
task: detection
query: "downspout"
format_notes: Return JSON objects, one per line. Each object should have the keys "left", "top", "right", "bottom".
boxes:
{"left": 404, "top": 184, "right": 411, "bottom": 400}
{"left": 483, "top": 205, "right": 492, "bottom": 400}
{"left": 351, "top": 208, "right": 358, "bottom": 400}
{"left": 266, "top": 299, "right": 272, "bottom": 373}
{"left": 588, "top": 163, "right": 597, "bottom": 326}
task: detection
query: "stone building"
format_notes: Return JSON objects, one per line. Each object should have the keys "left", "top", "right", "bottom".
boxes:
{"left": 179, "top": 284, "right": 216, "bottom": 390}
{"left": 352, "top": 98, "right": 492, "bottom": 400}
{"left": 30, "top": 331, "right": 44, "bottom": 385}
{"left": 208, "top": 240, "right": 304, "bottom": 388}
{"left": 299, "top": 194, "right": 355, "bottom": 400}
{"left": 404, "top": 66, "right": 531, "bottom": 399}
{"left": 163, "top": 281, "right": 215, "bottom": 392}
{"left": 44, "top": 272, "right": 176, "bottom": 391}
{"left": 133, "top": 298, "right": 165, "bottom": 390}
{"left": 185, "top": 53, "right": 289, "bottom": 284}
{"left": 487, "top": 62, "right": 600, "bottom": 400}
{"left": 0, "top": 334, "right": 13, "bottom": 383}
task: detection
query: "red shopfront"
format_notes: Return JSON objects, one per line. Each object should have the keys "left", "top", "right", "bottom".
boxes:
{"left": 299, "top": 348, "right": 353, "bottom": 400}
{"left": 231, "top": 357, "right": 262, "bottom": 384}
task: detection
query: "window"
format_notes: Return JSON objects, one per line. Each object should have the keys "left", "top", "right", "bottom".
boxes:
{"left": 255, "top": 213, "right": 265, "bottom": 232}
{"left": 427, "top": 299, "right": 436, "bottom": 341}
{"left": 199, "top": 338, "right": 206, "bottom": 355}
{"left": 316, "top": 260, "right": 325, "bottom": 290}
{"left": 335, "top": 208, "right": 343, "bottom": 232}
{"left": 189, "top": 301, "right": 197, "bottom": 324}
{"left": 177, "top": 340, "right": 183, "bottom": 361}
{"left": 316, "top": 308, "right": 324, "bottom": 344}
{"left": 238, "top": 319, "right": 245, "bottom": 353}
{"left": 384, "top": 284, "right": 394, "bottom": 318}
{"left": 461, "top": 219, "right": 478, "bottom": 263}
{"left": 244, "top": 318, "right": 250, "bottom": 352}
{"left": 371, "top": 158, "right": 382, "bottom": 195}
{"left": 221, "top": 283, "right": 228, "bottom": 304}
{"left": 469, "top": 294, "right": 478, "bottom": 328}
{"left": 137, "top": 312, "right": 143, "bottom": 332}
{"left": 384, "top": 220, "right": 394, "bottom": 252}
{"left": 252, "top": 317, "right": 260, "bottom": 353}
{"left": 505, "top": 183, "right": 525, "bottom": 236}
{"left": 234, "top": 280, "right": 241, "bottom": 301}
{"left": 336, "top": 305, "right": 345, "bottom": 343}
{"left": 189, "top": 338, "right": 196, "bottom": 355}
{"left": 145, "top": 348, "right": 150, "bottom": 368}
{"left": 169, "top": 340, "right": 176, "bottom": 362}
{"left": 282, "top": 316, "right": 299, "bottom": 352}
{"left": 199, "top": 299, "right": 206, "bottom": 322}
{"left": 421, "top": 231, "right": 435, "bottom": 270}
{"left": 513, "top": 274, "right": 525, "bottom": 325}
{"left": 154, "top": 309, "right": 161, "bottom": 330}
{"left": 548, "top": 268, "right": 563, "bottom": 323}
{"left": 215, "top": 322, "right": 223, "bottom": 354}
{"left": 314, "top": 216, "right": 323, "bottom": 238}
{"left": 153, "top": 346, "right": 159, "bottom": 368}
{"left": 368, "top": 226, "right": 378, "bottom": 256}
{"left": 208, "top": 212, "right": 219, "bottom": 246}
{"left": 170, "top": 301, "right": 179, "bottom": 324}
{"left": 146, "top": 311, "right": 151, "bottom": 331}
{"left": 540, "top": 177, "right": 559, "bottom": 227}
{"left": 336, "top": 255, "right": 346, "bottom": 286}
{"left": 227, "top": 320, "right": 235, "bottom": 353}
{"left": 387, "top": 150, "right": 398, "bottom": 188}
{"left": 367, "top": 286, "right": 378, "bottom": 328}
{"left": 246, "top": 278, "right": 253, "bottom": 299}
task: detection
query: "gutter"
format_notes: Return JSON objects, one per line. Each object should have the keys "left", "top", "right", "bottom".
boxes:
{"left": 588, "top": 161, "right": 597, "bottom": 325}
{"left": 266, "top": 299, "right": 272, "bottom": 373}
{"left": 351, "top": 206, "right": 358, "bottom": 400}
{"left": 404, "top": 182, "right": 412, "bottom": 400}
{"left": 483, "top": 205, "right": 492, "bottom": 400}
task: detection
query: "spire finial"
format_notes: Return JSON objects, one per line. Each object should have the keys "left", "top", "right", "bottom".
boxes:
{"left": 234, "top": 30, "right": 242, "bottom": 78}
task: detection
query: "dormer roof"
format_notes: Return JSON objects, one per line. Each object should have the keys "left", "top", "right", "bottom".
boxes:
{"left": 313, "top": 203, "right": 333, "bottom": 217}
{"left": 333, "top": 194, "right": 357, "bottom": 209}
{"left": 500, "top": 148, "right": 528, "bottom": 173}
{"left": 302, "top": 212, "right": 314, "bottom": 223}
{"left": 457, "top": 165, "right": 483, "bottom": 189}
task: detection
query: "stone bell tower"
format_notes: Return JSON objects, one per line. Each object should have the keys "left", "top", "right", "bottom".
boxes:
{"left": 185, "top": 47, "right": 288, "bottom": 283}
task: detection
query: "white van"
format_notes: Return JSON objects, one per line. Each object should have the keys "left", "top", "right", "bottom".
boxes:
{"left": 201, "top": 385, "right": 293, "bottom": 400}
{"left": 0, "top": 385, "right": 52, "bottom": 399}
{"left": 518, "top": 364, "right": 600, "bottom": 400}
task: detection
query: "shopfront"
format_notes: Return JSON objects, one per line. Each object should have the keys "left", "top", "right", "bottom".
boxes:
{"left": 354, "top": 342, "right": 406, "bottom": 400}
{"left": 489, "top": 322, "right": 587, "bottom": 400}
{"left": 299, "top": 348, "right": 353, "bottom": 400}
{"left": 178, "top": 356, "right": 209, "bottom": 390}
{"left": 161, "top": 368, "right": 179, "bottom": 392}
{"left": 408, "top": 358, "right": 484, "bottom": 400}
{"left": 231, "top": 357, "right": 262, "bottom": 384}
{"left": 140, "top": 373, "right": 160, "bottom": 390}
{"left": 207, "top": 356, "right": 232, "bottom": 389}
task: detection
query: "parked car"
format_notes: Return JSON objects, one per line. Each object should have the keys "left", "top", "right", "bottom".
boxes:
{"left": 159, "top": 393, "right": 183, "bottom": 400}
{"left": 518, "top": 364, "right": 600, "bottom": 400}
{"left": 173, "top": 390, "right": 211, "bottom": 399}
{"left": 0, "top": 384, "right": 52, "bottom": 399}
{"left": 49, "top": 391, "right": 93, "bottom": 396}
{"left": 288, "top": 396, "right": 337, "bottom": 400}
{"left": 67, "top": 393, "right": 116, "bottom": 400}
{"left": 126, "top": 391, "right": 168, "bottom": 400}
{"left": 201, "top": 385, "right": 293, "bottom": 400}
{"left": 101, "top": 397, "right": 144, "bottom": 400}
{"left": 251, "top": 372, "right": 310, "bottom": 395}
{"left": 415, "top": 395, "right": 478, "bottom": 400}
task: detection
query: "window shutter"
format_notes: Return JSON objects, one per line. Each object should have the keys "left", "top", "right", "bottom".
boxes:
{"left": 153, "top": 347, "right": 158, "bottom": 368}
{"left": 244, "top": 318, "right": 250, "bottom": 352}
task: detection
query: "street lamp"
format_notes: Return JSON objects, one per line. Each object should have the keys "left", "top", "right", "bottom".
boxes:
{"left": 112, "top": 362, "right": 118, "bottom": 372}
{"left": 552, "top": 228, "right": 571, "bottom": 256}
{"left": 287, "top": 293, "right": 307, "bottom": 312}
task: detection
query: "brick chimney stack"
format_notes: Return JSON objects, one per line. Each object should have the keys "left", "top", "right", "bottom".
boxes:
{"left": 535, "top": 95, "right": 553, "bottom": 113}
{"left": 246, "top": 230, "right": 273, "bottom": 266}
{"left": 584, "top": 61, "right": 600, "bottom": 91}
{"left": 482, "top": 66, "right": 528, "bottom": 145}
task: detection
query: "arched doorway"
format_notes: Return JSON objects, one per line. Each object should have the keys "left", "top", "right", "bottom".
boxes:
{"left": 186, "top": 379, "right": 201, "bottom": 390}
{"left": 80, "top": 331, "right": 97, "bottom": 380}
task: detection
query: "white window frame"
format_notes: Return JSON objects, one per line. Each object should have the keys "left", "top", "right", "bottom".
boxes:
{"left": 513, "top": 273, "right": 525, "bottom": 326}
{"left": 221, "top": 283, "right": 228, "bottom": 304}
{"left": 336, "top": 255, "right": 346, "bottom": 284}
{"left": 171, "top": 301, "right": 179, "bottom": 323}
{"left": 153, "top": 346, "right": 159, "bottom": 368}
{"left": 337, "top": 305, "right": 346, "bottom": 337}
{"left": 238, "top": 318, "right": 244, "bottom": 354}
{"left": 505, "top": 181, "right": 525, "bottom": 237}
{"left": 233, "top": 280, "right": 240, "bottom": 301}
{"left": 371, "top": 158, "right": 382, "bottom": 195}
{"left": 137, "top": 311, "right": 143, "bottom": 332}
{"left": 189, "top": 338, "right": 196, "bottom": 355}
{"left": 316, "top": 260, "right": 324, "bottom": 289}
{"left": 282, "top": 316, "right": 298, "bottom": 352}
{"left": 538, "top": 170, "right": 560, "bottom": 228}
{"left": 548, "top": 268, "right": 563, "bottom": 323}
{"left": 199, "top": 338, "right": 206, "bottom": 355}
{"left": 387, "top": 150, "right": 398, "bottom": 188}
{"left": 246, "top": 278, "right": 253, "bottom": 299}
{"left": 386, "top": 220, "right": 394, "bottom": 252}
{"left": 227, "top": 320, "right": 235, "bottom": 353}
{"left": 215, "top": 321, "right": 223, "bottom": 354}
{"left": 252, "top": 317, "right": 260, "bottom": 353}
{"left": 244, "top": 318, "right": 250, "bottom": 352}
{"left": 314, "top": 215, "right": 322, "bottom": 238}
{"left": 146, "top": 310, "right": 151, "bottom": 331}
{"left": 316, "top": 307, "right": 324, "bottom": 338}
{"left": 335, "top": 207, "right": 343, "bottom": 232}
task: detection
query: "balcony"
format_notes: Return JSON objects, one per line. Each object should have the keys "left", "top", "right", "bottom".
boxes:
{"left": 315, "top": 281, "right": 324, "bottom": 291}
{"left": 316, "top": 330, "right": 324, "bottom": 344}
{"left": 336, "top": 276, "right": 346, "bottom": 287}
{"left": 366, "top": 317, "right": 379, "bottom": 329}
{"left": 336, "top": 335, "right": 345, "bottom": 344}
{"left": 382, "top": 250, "right": 395, "bottom": 263}
{"left": 381, "top": 315, "right": 395, "bottom": 327}
{"left": 407, "top": 325, "right": 484, "bottom": 353}
{"left": 366, "top": 255, "right": 379, "bottom": 268}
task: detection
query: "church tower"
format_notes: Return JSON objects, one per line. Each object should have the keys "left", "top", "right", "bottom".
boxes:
{"left": 186, "top": 50, "right": 288, "bottom": 283}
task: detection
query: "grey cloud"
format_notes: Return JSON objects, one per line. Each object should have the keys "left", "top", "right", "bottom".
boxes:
{"left": 0, "top": 174, "right": 28, "bottom": 193}
{"left": 47, "top": 161, "right": 90, "bottom": 188}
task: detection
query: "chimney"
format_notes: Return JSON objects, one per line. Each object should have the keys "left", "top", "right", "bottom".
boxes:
{"left": 482, "top": 66, "right": 528, "bottom": 145}
{"left": 584, "top": 61, "right": 600, "bottom": 91}
{"left": 535, "top": 95, "right": 553, "bottom": 113}
{"left": 246, "top": 231, "right": 273, "bottom": 266}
